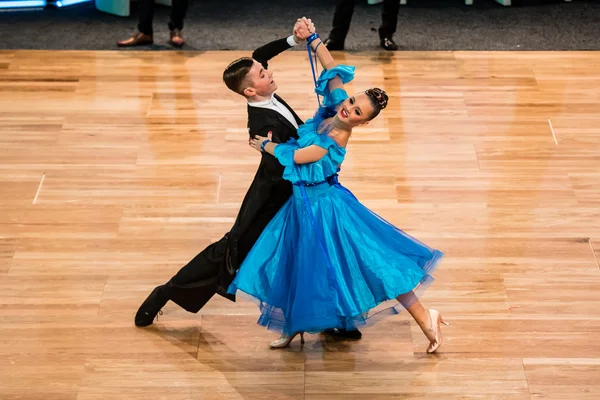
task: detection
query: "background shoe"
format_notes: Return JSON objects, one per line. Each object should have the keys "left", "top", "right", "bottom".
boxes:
{"left": 117, "top": 32, "right": 153, "bottom": 47}
{"left": 324, "top": 38, "right": 345, "bottom": 51}
{"left": 169, "top": 29, "right": 185, "bottom": 48}
{"left": 379, "top": 37, "right": 398, "bottom": 51}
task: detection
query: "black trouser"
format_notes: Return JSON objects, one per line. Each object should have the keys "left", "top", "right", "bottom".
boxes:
{"left": 137, "top": 0, "right": 189, "bottom": 36}
{"left": 329, "top": 0, "right": 400, "bottom": 44}
{"left": 162, "top": 209, "right": 274, "bottom": 313}
{"left": 162, "top": 235, "right": 227, "bottom": 313}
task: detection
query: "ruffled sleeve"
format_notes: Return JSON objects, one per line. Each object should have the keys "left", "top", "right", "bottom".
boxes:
{"left": 273, "top": 134, "right": 346, "bottom": 184}
{"left": 273, "top": 138, "right": 300, "bottom": 168}
{"left": 315, "top": 64, "right": 355, "bottom": 109}
{"left": 323, "top": 88, "right": 349, "bottom": 109}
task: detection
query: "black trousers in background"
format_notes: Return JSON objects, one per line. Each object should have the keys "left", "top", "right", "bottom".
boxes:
{"left": 329, "top": 0, "right": 400, "bottom": 43}
{"left": 137, "top": 0, "right": 189, "bottom": 36}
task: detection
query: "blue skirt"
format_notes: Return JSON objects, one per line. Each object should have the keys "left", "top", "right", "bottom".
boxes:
{"left": 227, "top": 178, "right": 443, "bottom": 336}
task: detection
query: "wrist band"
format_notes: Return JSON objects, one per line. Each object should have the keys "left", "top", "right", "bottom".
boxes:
{"left": 260, "top": 139, "right": 270, "bottom": 152}
{"left": 307, "top": 32, "right": 319, "bottom": 45}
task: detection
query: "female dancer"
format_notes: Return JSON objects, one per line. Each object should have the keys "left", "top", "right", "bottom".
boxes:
{"left": 228, "top": 27, "right": 447, "bottom": 353}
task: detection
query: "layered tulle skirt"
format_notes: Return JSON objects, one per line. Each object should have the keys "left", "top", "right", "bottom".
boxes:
{"left": 227, "top": 178, "right": 443, "bottom": 336}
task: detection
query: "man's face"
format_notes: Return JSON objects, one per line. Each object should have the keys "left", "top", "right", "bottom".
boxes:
{"left": 244, "top": 60, "right": 277, "bottom": 97}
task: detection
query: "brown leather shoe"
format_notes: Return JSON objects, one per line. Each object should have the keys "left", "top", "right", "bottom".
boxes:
{"left": 117, "top": 32, "right": 153, "bottom": 47}
{"left": 169, "top": 29, "right": 184, "bottom": 48}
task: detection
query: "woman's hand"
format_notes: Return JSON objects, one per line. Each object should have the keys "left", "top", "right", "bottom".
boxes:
{"left": 293, "top": 17, "right": 315, "bottom": 43}
{"left": 249, "top": 134, "right": 272, "bottom": 153}
{"left": 304, "top": 17, "right": 316, "bottom": 34}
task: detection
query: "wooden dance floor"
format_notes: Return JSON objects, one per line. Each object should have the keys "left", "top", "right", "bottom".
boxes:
{"left": 1, "top": 49, "right": 599, "bottom": 399}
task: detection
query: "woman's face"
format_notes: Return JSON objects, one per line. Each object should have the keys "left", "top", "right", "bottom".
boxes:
{"left": 336, "top": 93, "right": 376, "bottom": 127}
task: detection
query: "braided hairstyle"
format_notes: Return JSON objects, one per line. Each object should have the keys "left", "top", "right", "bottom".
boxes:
{"left": 364, "top": 88, "right": 389, "bottom": 120}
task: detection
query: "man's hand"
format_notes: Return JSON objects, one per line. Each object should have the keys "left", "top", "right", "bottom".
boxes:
{"left": 293, "top": 17, "right": 316, "bottom": 44}
{"left": 249, "top": 133, "right": 272, "bottom": 153}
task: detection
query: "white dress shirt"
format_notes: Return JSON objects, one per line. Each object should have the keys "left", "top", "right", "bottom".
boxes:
{"left": 248, "top": 94, "right": 299, "bottom": 129}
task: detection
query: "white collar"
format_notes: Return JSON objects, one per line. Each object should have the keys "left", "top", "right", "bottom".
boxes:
{"left": 248, "top": 94, "right": 277, "bottom": 107}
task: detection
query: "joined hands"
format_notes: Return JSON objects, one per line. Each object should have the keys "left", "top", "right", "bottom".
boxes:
{"left": 293, "top": 17, "right": 316, "bottom": 44}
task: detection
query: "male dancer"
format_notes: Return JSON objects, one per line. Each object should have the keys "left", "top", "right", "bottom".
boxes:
{"left": 134, "top": 18, "right": 362, "bottom": 341}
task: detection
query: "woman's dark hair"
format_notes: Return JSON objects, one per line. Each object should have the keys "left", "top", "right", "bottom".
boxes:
{"left": 364, "top": 88, "right": 389, "bottom": 120}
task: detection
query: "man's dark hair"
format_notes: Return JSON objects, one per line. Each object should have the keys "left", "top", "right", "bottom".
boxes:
{"left": 223, "top": 57, "right": 255, "bottom": 96}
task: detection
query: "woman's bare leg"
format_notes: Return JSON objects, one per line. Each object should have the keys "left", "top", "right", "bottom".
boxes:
{"left": 396, "top": 290, "right": 448, "bottom": 353}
